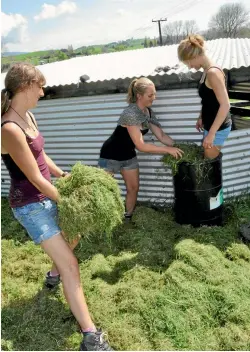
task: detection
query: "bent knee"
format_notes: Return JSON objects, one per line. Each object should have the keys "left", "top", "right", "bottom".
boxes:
{"left": 60, "top": 255, "right": 79, "bottom": 275}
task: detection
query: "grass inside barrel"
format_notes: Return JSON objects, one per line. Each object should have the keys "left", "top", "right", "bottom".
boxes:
{"left": 162, "top": 143, "right": 204, "bottom": 176}
{"left": 55, "top": 162, "right": 125, "bottom": 242}
{"left": 162, "top": 143, "right": 215, "bottom": 185}
{"left": 162, "top": 143, "right": 224, "bottom": 226}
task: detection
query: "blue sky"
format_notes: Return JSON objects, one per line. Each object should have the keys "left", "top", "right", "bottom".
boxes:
{"left": 1, "top": 0, "right": 250, "bottom": 52}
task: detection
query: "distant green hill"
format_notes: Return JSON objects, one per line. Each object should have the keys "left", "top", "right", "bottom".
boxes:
{"left": 76, "top": 38, "right": 146, "bottom": 52}
{"left": 1, "top": 37, "right": 158, "bottom": 72}
{"left": 2, "top": 52, "right": 29, "bottom": 57}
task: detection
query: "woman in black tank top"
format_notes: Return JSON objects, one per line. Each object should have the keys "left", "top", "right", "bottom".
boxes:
{"left": 178, "top": 34, "right": 231, "bottom": 159}
{"left": 98, "top": 77, "right": 184, "bottom": 222}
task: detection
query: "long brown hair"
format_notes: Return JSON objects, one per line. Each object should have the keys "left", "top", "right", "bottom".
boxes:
{"left": 1, "top": 62, "right": 46, "bottom": 116}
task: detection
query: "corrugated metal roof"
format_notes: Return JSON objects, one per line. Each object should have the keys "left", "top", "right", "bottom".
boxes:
{"left": 1, "top": 38, "right": 250, "bottom": 88}
{"left": 2, "top": 89, "right": 250, "bottom": 202}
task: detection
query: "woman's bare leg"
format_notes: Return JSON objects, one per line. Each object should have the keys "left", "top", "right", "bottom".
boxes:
{"left": 49, "top": 233, "right": 81, "bottom": 276}
{"left": 120, "top": 168, "right": 139, "bottom": 215}
{"left": 41, "top": 233, "right": 94, "bottom": 331}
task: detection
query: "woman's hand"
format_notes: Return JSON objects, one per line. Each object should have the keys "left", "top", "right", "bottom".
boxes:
{"left": 203, "top": 132, "right": 215, "bottom": 149}
{"left": 196, "top": 118, "right": 203, "bottom": 132}
{"left": 165, "top": 146, "right": 184, "bottom": 159}
{"left": 61, "top": 172, "right": 71, "bottom": 179}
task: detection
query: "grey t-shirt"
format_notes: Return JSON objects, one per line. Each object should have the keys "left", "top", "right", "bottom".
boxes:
{"left": 117, "top": 103, "right": 161, "bottom": 129}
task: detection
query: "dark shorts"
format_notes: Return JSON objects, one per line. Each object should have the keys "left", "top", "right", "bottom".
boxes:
{"left": 98, "top": 157, "right": 139, "bottom": 173}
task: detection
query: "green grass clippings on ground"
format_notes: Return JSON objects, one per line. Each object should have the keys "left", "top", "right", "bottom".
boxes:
{"left": 1, "top": 195, "right": 250, "bottom": 351}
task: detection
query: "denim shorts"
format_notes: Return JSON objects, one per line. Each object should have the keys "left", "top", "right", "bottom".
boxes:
{"left": 12, "top": 198, "right": 61, "bottom": 244}
{"left": 98, "top": 156, "right": 139, "bottom": 173}
{"left": 203, "top": 125, "right": 231, "bottom": 146}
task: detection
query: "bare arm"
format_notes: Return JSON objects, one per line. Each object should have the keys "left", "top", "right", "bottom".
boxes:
{"left": 43, "top": 151, "right": 65, "bottom": 178}
{"left": 2, "top": 124, "right": 60, "bottom": 202}
{"left": 206, "top": 69, "right": 230, "bottom": 135}
{"left": 126, "top": 125, "right": 183, "bottom": 158}
{"left": 149, "top": 123, "right": 174, "bottom": 146}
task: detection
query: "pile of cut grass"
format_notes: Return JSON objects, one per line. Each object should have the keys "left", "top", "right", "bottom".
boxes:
{"left": 55, "top": 162, "right": 124, "bottom": 241}
{"left": 1, "top": 195, "right": 250, "bottom": 351}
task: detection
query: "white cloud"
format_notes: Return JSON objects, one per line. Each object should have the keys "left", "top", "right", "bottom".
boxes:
{"left": 34, "top": 1, "right": 77, "bottom": 21}
{"left": 111, "top": 0, "right": 134, "bottom": 2}
{"left": 6, "top": 0, "right": 250, "bottom": 52}
{"left": 116, "top": 9, "right": 127, "bottom": 16}
{"left": 95, "top": 17, "right": 108, "bottom": 25}
{"left": 1, "top": 12, "right": 29, "bottom": 44}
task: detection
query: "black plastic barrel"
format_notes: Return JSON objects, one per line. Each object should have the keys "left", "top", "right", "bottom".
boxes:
{"left": 173, "top": 153, "right": 223, "bottom": 226}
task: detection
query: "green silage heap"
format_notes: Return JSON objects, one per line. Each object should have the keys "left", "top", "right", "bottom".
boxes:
{"left": 55, "top": 162, "right": 125, "bottom": 241}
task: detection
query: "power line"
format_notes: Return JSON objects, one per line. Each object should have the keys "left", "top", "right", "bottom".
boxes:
{"left": 152, "top": 18, "right": 167, "bottom": 46}
{"left": 132, "top": 0, "right": 196, "bottom": 35}
{"left": 128, "top": 0, "right": 204, "bottom": 39}
{"left": 153, "top": 0, "right": 199, "bottom": 23}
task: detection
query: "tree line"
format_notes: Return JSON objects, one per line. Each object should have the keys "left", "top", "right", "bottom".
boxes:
{"left": 161, "top": 2, "right": 249, "bottom": 45}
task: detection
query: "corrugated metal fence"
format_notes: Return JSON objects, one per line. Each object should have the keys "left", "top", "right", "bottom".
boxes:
{"left": 2, "top": 89, "right": 250, "bottom": 203}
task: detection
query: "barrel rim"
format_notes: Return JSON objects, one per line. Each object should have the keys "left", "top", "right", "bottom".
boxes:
{"left": 177, "top": 152, "right": 223, "bottom": 167}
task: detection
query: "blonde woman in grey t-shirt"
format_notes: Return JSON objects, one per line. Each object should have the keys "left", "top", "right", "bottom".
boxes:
{"left": 98, "top": 77, "right": 183, "bottom": 222}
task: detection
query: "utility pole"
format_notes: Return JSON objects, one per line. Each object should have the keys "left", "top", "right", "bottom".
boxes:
{"left": 152, "top": 18, "right": 167, "bottom": 46}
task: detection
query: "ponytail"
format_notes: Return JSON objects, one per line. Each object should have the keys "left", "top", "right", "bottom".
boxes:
{"left": 1, "top": 89, "right": 11, "bottom": 116}
{"left": 127, "top": 79, "right": 138, "bottom": 103}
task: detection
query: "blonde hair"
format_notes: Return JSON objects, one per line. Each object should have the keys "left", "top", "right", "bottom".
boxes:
{"left": 1, "top": 62, "right": 46, "bottom": 116}
{"left": 127, "top": 77, "right": 154, "bottom": 103}
{"left": 178, "top": 34, "right": 205, "bottom": 62}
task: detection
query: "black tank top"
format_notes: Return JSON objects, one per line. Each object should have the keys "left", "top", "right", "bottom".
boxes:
{"left": 198, "top": 66, "right": 231, "bottom": 131}
{"left": 100, "top": 107, "right": 154, "bottom": 161}
{"left": 100, "top": 126, "right": 148, "bottom": 161}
